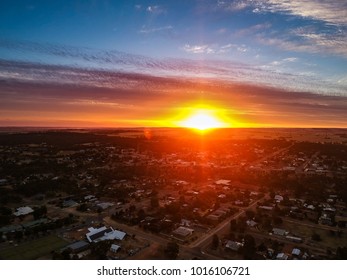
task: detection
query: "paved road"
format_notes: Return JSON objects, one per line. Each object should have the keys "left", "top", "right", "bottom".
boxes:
{"left": 104, "top": 217, "right": 219, "bottom": 259}
{"left": 190, "top": 197, "right": 264, "bottom": 249}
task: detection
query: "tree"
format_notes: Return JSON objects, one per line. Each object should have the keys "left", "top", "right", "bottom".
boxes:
{"left": 165, "top": 242, "right": 179, "bottom": 259}
{"left": 336, "top": 247, "right": 347, "bottom": 260}
{"left": 90, "top": 240, "right": 112, "bottom": 260}
{"left": 0, "top": 215, "right": 11, "bottom": 227}
{"left": 61, "top": 248, "right": 72, "bottom": 260}
{"left": 245, "top": 210, "right": 255, "bottom": 220}
{"left": 337, "top": 221, "right": 346, "bottom": 228}
{"left": 14, "top": 230, "right": 23, "bottom": 241}
{"left": 257, "top": 242, "right": 267, "bottom": 252}
{"left": 230, "top": 219, "right": 237, "bottom": 231}
{"left": 273, "top": 216, "right": 283, "bottom": 225}
{"left": 212, "top": 234, "right": 219, "bottom": 249}
{"left": 32, "top": 205, "right": 47, "bottom": 220}
{"left": 243, "top": 234, "right": 256, "bottom": 259}
{"left": 77, "top": 203, "right": 88, "bottom": 212}
{"left": 311, "top": 233, "right": 321, "bottom": 241}
{"left": 150, "top": 196, "right": 159, "bottom": 208}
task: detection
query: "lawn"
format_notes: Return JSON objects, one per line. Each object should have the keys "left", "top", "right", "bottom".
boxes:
{"left": 283, "top": 220, "right": 347, "bottom": 249}
{"left": 0, "top": 235, "right": 69, "bottom": 260}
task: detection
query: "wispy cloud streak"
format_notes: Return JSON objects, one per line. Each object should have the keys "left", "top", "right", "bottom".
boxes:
{"left": 0, "top": 39, "right": 346, "bottom": 95}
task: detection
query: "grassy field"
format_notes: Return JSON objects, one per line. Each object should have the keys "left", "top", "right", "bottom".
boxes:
{"left": 0, "top": 235, "right": 68, "bottom": 260}
{"left": 283, "top": 221, "right": 347, "bottom": 249}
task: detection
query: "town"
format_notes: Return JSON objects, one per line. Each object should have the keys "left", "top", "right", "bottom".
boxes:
{"left": 0, "top": 128, "right": 346, "bottom": 260}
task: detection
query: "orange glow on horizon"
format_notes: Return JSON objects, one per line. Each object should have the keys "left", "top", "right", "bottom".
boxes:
{"left": 173, "top": 105, "right": 233, "bottom": 131}
{"left": 179, "top": 111, "right": 226, "bottom": 130}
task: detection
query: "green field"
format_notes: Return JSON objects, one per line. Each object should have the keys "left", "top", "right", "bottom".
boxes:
{"left": 283, "top": 220, "right": 347, "bottom": 249}
{"left": 0, "top": 235, "right": 69, "bottom": 260}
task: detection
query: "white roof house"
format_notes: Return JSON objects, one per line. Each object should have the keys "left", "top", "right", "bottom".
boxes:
{"left": 86, "top": 226, "right": 126, "bottom": 243}
{"left": 276, "top": 253, "right": 288, "bottom": 260}
{"left": 225, "top": 240, "right": 243, "bottom": 251}
{"left": 14, "top": 206, "right": 34, "bottom": 216}
{"left": 215, "top": 180, "right": 231, "bottom": 185}
{"left": 172, "top": 226, "right": 194, "bottom": 238}
{"left": 272, "top": 228, "right": 287, "bottom": 236}
{"left": 292, "top": 248, "right": 301, "bottom": 256}
{"left": 110, "top": 244, "right": 121, "bottom": 253}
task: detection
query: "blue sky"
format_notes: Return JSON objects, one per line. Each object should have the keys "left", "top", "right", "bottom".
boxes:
{"left": 0, "top": 0, "right": 347, "bottom": 127}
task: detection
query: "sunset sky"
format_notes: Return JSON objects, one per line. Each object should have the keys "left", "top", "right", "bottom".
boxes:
{"left": 0, "top": 0, "right": 347, "bottom": 128}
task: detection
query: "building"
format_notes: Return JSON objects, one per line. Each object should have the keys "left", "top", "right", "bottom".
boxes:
{"left": 272, "top": 228, "right": 287, "bottom": 236}
{"left": 225, "top": 240, "right": 243, "bottom": 251}
{"left": 286, "top": 235, "right": 303, "bottom": 243}
{"left": 110, "top": 244, "right": 121, "bottom": 253}
{"left": 276, "top": 252, "right": 288, "bottom": 260}
{"left": 215, "top": 179, "right": 231, "bottom": 186}
{"left": 14, "top": 206, "right": 34, "bottom": 217}
{"left": 172, "top": 226, "right": 194, "bottom": 239}
{"left": 63, "top": 240, "right": 90, "bottom": 254}
{"left": 86, "top": 226, "right": 126, "bottom": 243}
{"left": 246, "top": 220, "right": 258, "bottom": 227}
{"left": 292, "top": 248, "right": 301, "bottom": 257}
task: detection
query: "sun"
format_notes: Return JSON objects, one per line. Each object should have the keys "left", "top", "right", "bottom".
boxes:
{"left": 179, "top": 109, "right": 227, "bottom": 131}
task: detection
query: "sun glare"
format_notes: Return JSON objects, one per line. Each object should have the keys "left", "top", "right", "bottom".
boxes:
{"left": 179, "top": 109, "right": 228, "bottom": 131}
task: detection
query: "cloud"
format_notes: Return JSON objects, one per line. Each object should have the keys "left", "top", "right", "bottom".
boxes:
{"left": 257, "top": 27, "right": 347, "bottom": 57}
{"left": 0, "top": 39, "right": 346, "bottom": 96}
{"left": 139, "top": 25, "right": 173, "bottom": 34}
{"left": 219, "top": 43, "right": 249, "bottom": 53}
{"left": 217, "top": 28, "right": 228, "bottom": 34}
{"left": 218, "top": 1, "right": 347, "bottom": 26}
{"left": 182, "top": 43, "right": 249, "bottom": 55}
{"left": 235, "top": 23, "right": 272, "bottom": 36}
{"left": 1, "top": 64, "right": 347, "bottom": 127}
{"left": 217, "top": 0, "right": 249, "bottom": 12}
{"left": 182, "top": 44, "right": 215, "bottom": 54}
{"left": 269, "top": 57, "right": 298, "bottom": 66}
{"left": 214, "top": 1, "right": 347, "bottom": 57}
{"left": 257, "top": 0, "right": 347, "bottom": 25}
{"left": 146, "top": 5, "right": 166, "bottom": 14}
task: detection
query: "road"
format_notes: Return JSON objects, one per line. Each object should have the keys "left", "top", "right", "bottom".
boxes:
{"left": 190, "top": 197, "right": 264, "bottom": 249}
{"left": 56, "top": 143, "right": 287, "bottom": 259}
{"left": 103, "top": 216, "right": 220, "bottom": 259}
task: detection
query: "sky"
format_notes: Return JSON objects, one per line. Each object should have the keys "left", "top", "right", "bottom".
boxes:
{"left": 0, "top": 0, "right": 347, "bottom": 128}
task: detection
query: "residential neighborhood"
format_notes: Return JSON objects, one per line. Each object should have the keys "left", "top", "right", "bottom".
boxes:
{"left": 0, "top": 128, "right": 346, "bottom": 260}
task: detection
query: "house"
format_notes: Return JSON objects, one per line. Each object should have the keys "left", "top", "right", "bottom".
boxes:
{"left": 63, "top": 240, "right": 90, "bottom": 254}
{"left": 259, "top": 206, "right": 273, "bottom": 211}
{"left": 110, "top": 244, "right": 121, "bottom": 253}
{"left": 180, "top": 219, "right": 192, "bottom": 227}
{"left": 62, "top": 200, "right": 78, "bottom": 208}
{"left": 215, "top": 180, "right": 231, "bottom": 186}
{"left": 276, "top": 252, "right": 288, "bottom": 260}
{"left": 86, "top": 226, "right": 126, "bottom": 243}
{"left": 84, "top": 195, "right": 97, "bottom": 202}
{"left": 172, "top": 226, "right": 194, "bottom": 239}
{"left": 14, "top": 206, "right": 34, "bottom": 217}
{"left": 286, "top": 235, "right": 303, "bottom": 243}
{"left": 0, "top": 179, "right": 8, "bottom": 186}
{"left": 272, "top": 228, "right": 287, "bottom": 236}
{"left": 207, "top": 214, "right": 220, "bottom": 221}
{"left": 97, "top": 202, "right": 114, "bottom": 210}
{"left": 225, "top": 240, "right": 243, "bottom": 251}
{"left": 246, "top": 220, "right": 258, "bottom": 227}
{"left": 292, "top": 248, "right": 301, "bottom": 257}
